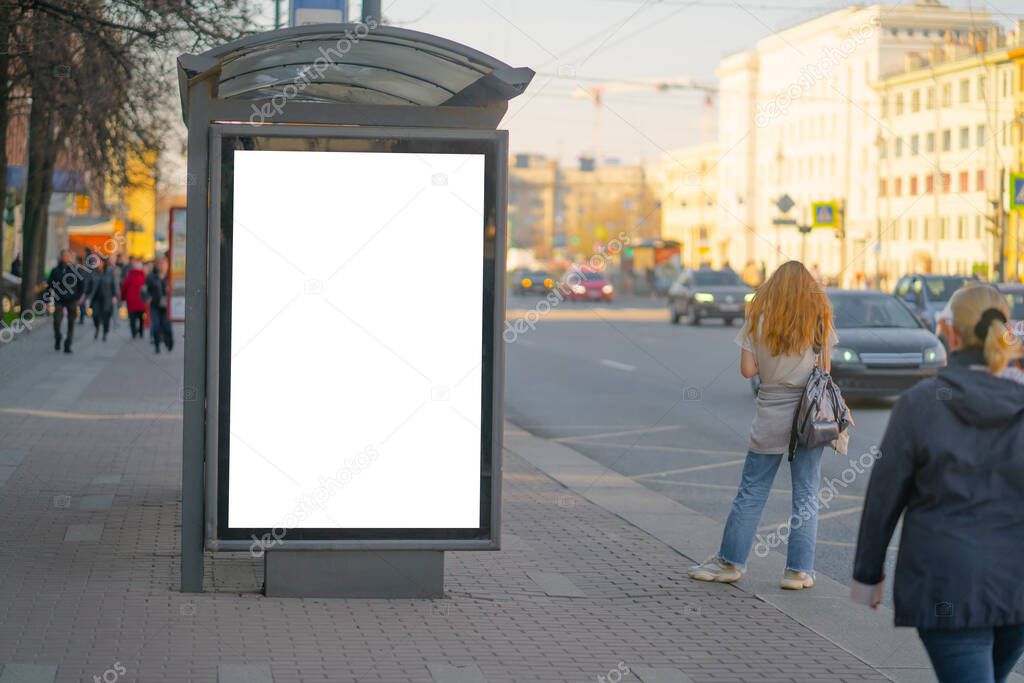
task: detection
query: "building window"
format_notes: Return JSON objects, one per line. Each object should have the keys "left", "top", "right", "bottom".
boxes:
{"left": 894, "top": 177, "right": 903, "bottom": 196}
{"left": 879, "top": 139, "right": 888, "bottom": 159}
{"left": 977, "top": 124, "right": 986, "bottom": 147}
{"left": 960, "top": 126, "right": 970, "bottom": 149}
{"left": 923, "top": 218, "right": 930, "bottom": 240}
{"left": 978, "top": 75, "right": 987, "bottom": 100}
{"left": 909, "top": 176, "right": 918, "bottom": 195}
{"left": 977, "top": 169, "right": 985, "bottom": 191}
{"left": 926, "top": 87, "right": 935, "bottom": 109}
{"left": 895, "top": 137, "right": 904, "bottom": 157}
{"left": 910, "top": 134, "right": 919, "bottom": 155}
{"left": 911, "top": 89, "right": 920, "bottom": 112}
{"left": 959, "top": 171, "right": 969, "bottom": 192}
{"left": 881, "top": 95, "right": 888, "bottom": 117}
{"left": 880, "top": 179, "right": 888, "bottom": 197}
{"left": 942, "top": 83, "right": 952, "bottom": 107}
{"left": 942, "top": 173, "right": 951, "bottom": 193}
{"left": 1003, "top": 70, "right": 1010, "bottom": 98}
{"left": 960, "top": 79, "right": 970, "bottom": 103}
{"left": 895, "top": 93, "right": 904, "bottom": 115}
{"left": 926, "top": 132, "right": 935, "bottom": 152}
{"left": 942, "top": 129, "right": 952, "bottom": 151}
{"left": 975, "top": 215, "right": 983, "bottom": 239}
{"left": 907, "top": 219, "right": 914, "bottom": 241}
{"left": 957, "top": 216, "right": 966, "bottom": 239}
{"left": 926, "top": 174, "right": 934, "bottom": 193}
{"left": 941, "top": 217, "right": 950, "bottom": 238}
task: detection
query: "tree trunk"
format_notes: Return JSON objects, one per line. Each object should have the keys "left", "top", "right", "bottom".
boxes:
{"left": 19, "top": 92, "right": 57, "bottom": 312}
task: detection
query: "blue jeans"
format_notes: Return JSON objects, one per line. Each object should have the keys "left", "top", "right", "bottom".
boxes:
{"left": 918, "top": 625, "right": 1024, "bottom": 683}
{"left": 718, "top": 447, "right": 823, "bottom": 574}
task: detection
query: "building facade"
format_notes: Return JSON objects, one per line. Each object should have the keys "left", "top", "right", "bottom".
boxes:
{"left": 656, "top": 143, "right": 722, "bottom": 268}
{"left": 714, "top": 0, "right": 1001, "bottom": 287}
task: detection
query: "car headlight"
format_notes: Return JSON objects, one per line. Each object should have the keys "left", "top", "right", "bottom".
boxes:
{"left": 744, "top": 292, "right": 755, "bottom": 303}
{"left": 521, "top": 278, "right": 532, "bottom": 288}
{"left": 923, "top": 343, "right": 947, "bottom": 365}
{"left": 830, "top": 346, "right": 860, "bottom": 364}
{"left": 601, "top": 284, "right": 613, "bottom": 294}
{"left": 543, "top": 278, "right": 553, "bottom": 288}
{"left": 571, "top": 284, "right": 586, "bottom": 295}
{"left": 694, "top": 292, "right": 714, "bottom": 303}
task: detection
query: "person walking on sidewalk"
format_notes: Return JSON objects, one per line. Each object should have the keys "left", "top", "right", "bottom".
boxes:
{"left": 689, "top": 260, "right": 839, "bottom": 590}
{"left": 89, "top": 257, "right": 117, "bottom": 342}
{"left": 120, "top": 258, "right": 147, "bottom": 339}
{"left": 851, "top": 284, "right": 1024, "bottom": 683}
{"left": 146, "top": 256, "right": 173, "bottom": 353}
{"left": 46, "top": 250, "right": 87, "bottom": 353}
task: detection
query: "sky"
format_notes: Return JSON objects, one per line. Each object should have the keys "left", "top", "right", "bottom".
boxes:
{"left": 244, "top": 0, "right": 1024, "bottom": 169}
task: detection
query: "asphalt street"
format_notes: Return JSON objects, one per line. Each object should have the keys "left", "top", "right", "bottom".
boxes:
{"left": 505, "top": 292, "right": 900, "bottom": 587}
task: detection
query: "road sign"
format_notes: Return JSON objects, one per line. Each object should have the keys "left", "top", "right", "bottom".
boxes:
{"left": 776, "top": 194, "right": 795, "bottom": 214}
{"left": 290, "top": 0, "right": 346, "bottom": 26}
{"left": 812, "top": 201, "right": 838, "bottom": 228}
{"left": 772, "top": 217, "right": 797, "bottom": 225}
{"left": 1011, "top": 173, "right": 1024, "bottom": 211}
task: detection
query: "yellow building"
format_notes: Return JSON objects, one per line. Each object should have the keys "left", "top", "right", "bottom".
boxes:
{"left": 1010, "top": 46, "right": 1024, "bottom": 282}
{"left": 122, "top": 150, "right": 158, "bottom": 259}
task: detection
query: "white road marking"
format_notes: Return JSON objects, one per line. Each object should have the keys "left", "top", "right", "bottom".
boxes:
{"left": 756, "top": 505, "right": 864, "bottom": 533}
{"left": 636, "top": 478, "right": 862, "bottom": 501}
{"left": 571, "top": 440, "right": 746, "bottom": 458}
{"left": 552, "top": 425, "right": 680, "bottom": 442}
{"left": 599, "top": 359, "right": 636, "bottom": 372}
{"left": 632, "top": 458, "right": 748, "bottom": 478}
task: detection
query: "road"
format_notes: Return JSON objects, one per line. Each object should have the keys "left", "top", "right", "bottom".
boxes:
{"left": 505, "top": 292, "right": 900, "bottom": 586}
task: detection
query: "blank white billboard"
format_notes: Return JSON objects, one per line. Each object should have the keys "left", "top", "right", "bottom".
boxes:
{"left": 226, "top": 149, "right": 484, "bottom": 530}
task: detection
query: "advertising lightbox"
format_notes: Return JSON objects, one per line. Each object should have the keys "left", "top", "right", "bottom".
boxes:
{"left": 210, "top": 128, "right": 502, "bottom": 547}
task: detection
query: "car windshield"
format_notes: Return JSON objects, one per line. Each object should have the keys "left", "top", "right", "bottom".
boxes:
{"left": 831, "top": 294, "right": 921, "bottom": 329}
{"left": 693, "top": 271, "right": 741, "bottom": 286}
{"left": 580, "top": 271, "right": 606, "bottom": 281}
{"left": 1004, "top": 291, "right": 1024, "bottom": 319}
{"left": 922, "top": 276, "right": 973, "bottom": 302}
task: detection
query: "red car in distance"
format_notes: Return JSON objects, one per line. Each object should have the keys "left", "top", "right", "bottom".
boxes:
{"left": 563, "top": 268, "right": 614, "bottom": 302}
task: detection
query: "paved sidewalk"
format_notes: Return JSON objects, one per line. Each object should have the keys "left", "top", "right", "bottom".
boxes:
{"left": 1, "top": 325, "right": 889, "bottom": 682}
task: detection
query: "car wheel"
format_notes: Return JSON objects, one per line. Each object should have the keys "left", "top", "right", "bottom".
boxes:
{"left": 724, "top": 317, "right": 735, "bottom": 326}
{"left": 670, "top": 300, "right": 681, "bottom": 324}
{"left": 687, "top": 304, "right": 701, "bottom": 326}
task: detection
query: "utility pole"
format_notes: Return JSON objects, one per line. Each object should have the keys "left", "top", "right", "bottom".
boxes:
{"left": 274, "top": 0, "right": 282, "bottom": 29}
{"left": 362, "top": 0, "right": 381, "bottom": 23}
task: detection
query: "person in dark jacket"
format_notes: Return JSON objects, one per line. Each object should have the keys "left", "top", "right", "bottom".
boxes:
{"left": 10, "top": 252, "right": 20, "bottom": 278}
{"left": 146, "top": 256, "right": 172, "bottom": 353}
{"left": 89, "top": 257, "right": 117, "bottom": 341}
{"left": 852, "top": 283, "right": 1024, "bottom": 683}
{"left": 120, "top": 258, "right": 147, "bottom": 339}
{"left": 46, "top": 250, "right": 87, "bottom": 353}
{"left": 78, "top": 248, "right": 95, "bottom": 325}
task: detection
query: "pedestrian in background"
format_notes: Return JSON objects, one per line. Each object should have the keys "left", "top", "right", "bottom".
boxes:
{"left": 89, "top": 257, "right": 117, "bottom": 341}
{"left": 10, "top": 252, "right": 20, "bottom": 278}
{"left": 741, "top": 259, "right": 761, "bottom": 287}
{"left": 78, "top": 248, "right": 95, "bottom": 325}
{"left": 852, "top": 283, "right": 1024, "bottom": 683}
{"left": 146, "top": 255, "right": 173, "bottom": 353}
{"left": 46, "top": 250, "right": 86, "bottom": 354}
{"left": 689, "top": 260, "right": 838, "bottom": 590}
{"left": 120, "top": 257, "right": 147, "bottom": 339}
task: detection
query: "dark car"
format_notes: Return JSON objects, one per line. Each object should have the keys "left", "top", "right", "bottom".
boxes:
{"left": 515, "top": 269, "right": 555, "bottom": 296}
{"left": 668, "top": 268, "right": 752, "bottom": 325}
{"left": 893, "top": 273, "right": 979, "bottom": 331}
{"left": 563, "top": 268, "right": 613, "bottom": 302}
{"left": 827, "top": 289, "right": 947, "bottom": 397}
{"left": 995, "top": 283, "right": 1024, "bottom": 337}
{"left": 749, "top": 290, "right": 947, "bottom": 398}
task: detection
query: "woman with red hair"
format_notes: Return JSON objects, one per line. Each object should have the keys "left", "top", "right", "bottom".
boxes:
{"left": 689, "top": 260, "right": 839, "bottom": 590}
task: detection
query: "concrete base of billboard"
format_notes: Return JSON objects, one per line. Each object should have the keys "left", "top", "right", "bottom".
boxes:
{"left": 263, "top": 550, "right": 445, "bottom": 598}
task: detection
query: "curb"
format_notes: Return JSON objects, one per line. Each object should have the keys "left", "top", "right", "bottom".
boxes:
{"left": 504, "top": 420, "right": 1024, "bottom": 683}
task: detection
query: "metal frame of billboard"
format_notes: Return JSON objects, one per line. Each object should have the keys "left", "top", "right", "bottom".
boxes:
{"left": 178, "top": 23, "right": 532, "bottom": 591}
{"left": 203, "top": 123, "right": 506, "bottom": 552}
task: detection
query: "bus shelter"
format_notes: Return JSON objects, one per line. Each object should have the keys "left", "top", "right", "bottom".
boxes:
{"left": 177, "top": 24, "right": 533, "bottom": 596}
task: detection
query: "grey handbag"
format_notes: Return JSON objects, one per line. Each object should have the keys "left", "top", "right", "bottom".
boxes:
{"left": 787, "top": 342, "right": 852, "bottom": 461}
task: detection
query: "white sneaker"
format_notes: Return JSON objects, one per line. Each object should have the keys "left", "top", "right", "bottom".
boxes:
{"left": 688, "top": 555, "right": 742, "bottom": 583}
{"left": 780, "top": 569, "right": 814, "bottom": 590}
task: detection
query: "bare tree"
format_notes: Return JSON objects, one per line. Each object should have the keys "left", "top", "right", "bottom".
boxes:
{"left": 11, "top": 0, "right": 259, "bottom": 311}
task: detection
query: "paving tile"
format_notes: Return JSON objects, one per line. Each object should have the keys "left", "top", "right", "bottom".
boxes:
{"left": 526, "top": 571, "right": 586, "bottom": 597}
{"left": 63, "top": 523, "right": 103, "bottom": 542}
{"left": 426, "top": 663, "right": 485, "bottom": 683}
{"left": 89, "top": 474, "right": 122, "bottom": 485}
{"left": 77, "top": 494, "right": 115, "bottom": 510}
{"left": 632, "top": 666, "right": 696, "bottom": 683}
{"left": 0, "top": 449, "right": 27, "bottom": 466}
{"left": 0, "top": 664, "right": 58, "bottom": 683}
{"left": 217, "top": 664, "right": 273, "bottom": 683}
{"left": 0, "top": 466, "right": 16, "bottom": 484}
